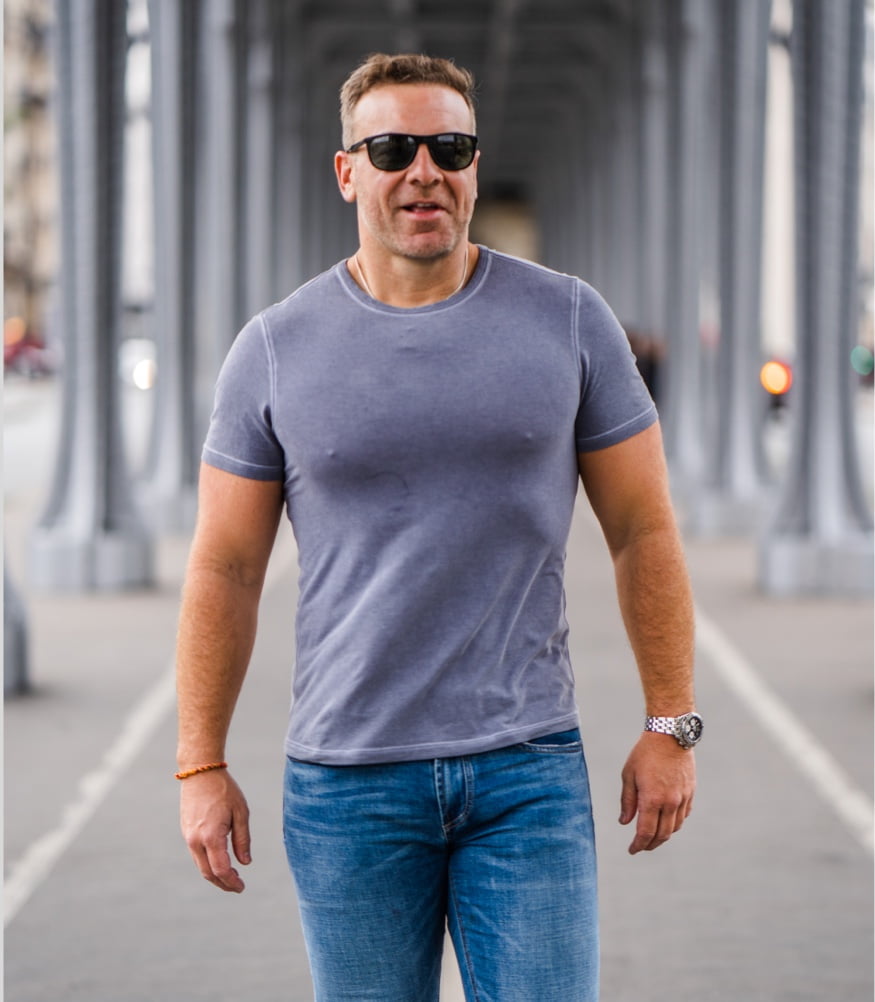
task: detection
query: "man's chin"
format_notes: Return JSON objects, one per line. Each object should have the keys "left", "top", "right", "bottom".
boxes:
{"left": 395, "top": 233, "right": 462, "bottom": 262}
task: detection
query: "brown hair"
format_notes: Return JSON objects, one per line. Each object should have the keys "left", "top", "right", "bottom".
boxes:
{"left": 340, "top": 53, "right": 477, "bottom": 147}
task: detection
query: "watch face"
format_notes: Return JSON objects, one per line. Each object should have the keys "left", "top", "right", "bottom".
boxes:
{"left": 681, "top": 713, "right": 703, "bottom": 746}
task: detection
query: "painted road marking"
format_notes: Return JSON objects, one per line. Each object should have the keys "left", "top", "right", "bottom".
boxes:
{"left": 4, "top": 532, "right": 298, "bottom": 928}
{"left": 6, "top": 549, "right": 872, "bottom": 928}
{"left": 696, "top": 606, "right": 874, "bottom": 854}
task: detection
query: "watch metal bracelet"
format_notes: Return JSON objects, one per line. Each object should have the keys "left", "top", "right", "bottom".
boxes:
{"left": 644, "top": 711, "right": 703, "bottom": 748}
{"left": 645, "top": 715, "right": 679, "bottom": 735}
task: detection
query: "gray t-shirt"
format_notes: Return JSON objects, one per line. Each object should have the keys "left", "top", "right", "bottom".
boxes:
{"left": 203, "top": 247, "right": 657, "bottom": 764}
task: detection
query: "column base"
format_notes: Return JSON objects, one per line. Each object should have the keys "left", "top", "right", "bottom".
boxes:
{"left": 4, "top": 600, "right": 30, "bottom": 696}
{"left": 137, "top": 482, "right": 198, "bottom": 535}
{"left": 685, "top": 489, "right": 771, "bottom": 536}
{"left": 29, "top": 529, "right": 155, "bottom": 592}
{"left": 757, "top": 531, "right": 874, "bottom": 597}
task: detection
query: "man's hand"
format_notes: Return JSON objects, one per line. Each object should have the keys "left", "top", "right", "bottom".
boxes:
{"left": 180, "top": 768, "right": 252, "bottom": 892}
{"left": 619, "top": 732, "right": 696, "bottom": 854}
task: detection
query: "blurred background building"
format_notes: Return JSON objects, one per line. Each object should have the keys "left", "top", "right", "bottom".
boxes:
{"left": 4, "top": 0, "right": 56, "bottom": 363}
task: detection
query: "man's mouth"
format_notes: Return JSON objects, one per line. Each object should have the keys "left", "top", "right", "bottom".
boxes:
{"left": 403, "top": 201, "right": 444, "bottom": 214}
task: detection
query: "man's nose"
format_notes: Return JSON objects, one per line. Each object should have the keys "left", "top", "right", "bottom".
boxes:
{"left": 405, "top": 142, "right": 442, "bottom": 182}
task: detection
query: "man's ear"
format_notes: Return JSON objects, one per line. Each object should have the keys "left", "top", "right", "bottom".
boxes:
{"left": 335, "top": 151, "right": 357, "bottom": 203}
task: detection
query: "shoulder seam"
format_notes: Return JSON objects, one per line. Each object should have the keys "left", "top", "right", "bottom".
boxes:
{"left": 256, "top": 311, "right": 278, "bottom": 427}
{"left": 571, "top": 278, "right": 583, "bottom": 389}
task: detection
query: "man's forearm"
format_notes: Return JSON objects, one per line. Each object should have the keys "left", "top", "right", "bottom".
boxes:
{"left": 611, "top": 522, "right": 696, "bottom": 714}
{"left": 176, "top": 563, "right": 263, "bottom": 767}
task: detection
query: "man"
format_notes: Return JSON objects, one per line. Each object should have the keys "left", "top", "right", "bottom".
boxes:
{"left": 176, "top": 52, "right": 700, "bottom": 1002}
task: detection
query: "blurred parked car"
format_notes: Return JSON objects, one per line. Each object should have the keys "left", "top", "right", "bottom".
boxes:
{"left": 3, "top": 317, "right": 57, "bottom": 378}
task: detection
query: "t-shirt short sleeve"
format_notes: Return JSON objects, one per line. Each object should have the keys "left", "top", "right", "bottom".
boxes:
{"left": 573, "top": 282, "right": 658, "bottom": 452}
{"left": 202, "top": 314, "right": 285, "bottom": 481}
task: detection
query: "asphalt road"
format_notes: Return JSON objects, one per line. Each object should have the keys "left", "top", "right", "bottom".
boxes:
{"left": 4, "top": 378, "right": 873, "bottom": 1000}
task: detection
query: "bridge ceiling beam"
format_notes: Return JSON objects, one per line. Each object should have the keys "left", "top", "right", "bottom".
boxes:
{"left": 281, "top": 0, "right": 639, "bottom": 198}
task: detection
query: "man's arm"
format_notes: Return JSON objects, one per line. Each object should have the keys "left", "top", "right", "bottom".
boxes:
{"left": 577, "top": 422, "right": 696, "bottom": 855}
{"left": 176, "top": 463, "right": 284, "bottom": 891}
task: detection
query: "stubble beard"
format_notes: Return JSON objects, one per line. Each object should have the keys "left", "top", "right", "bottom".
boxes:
{"left": 365, "top": 204, "right": 469, "bottom": 263}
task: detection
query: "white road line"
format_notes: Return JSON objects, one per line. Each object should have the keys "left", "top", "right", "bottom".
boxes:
{"left": 4, "top": 665, "right": 176, "bottom": 926}
{"left": 7, "top": 547, "right": 870, "bottom": 928}
{"left": 696, "top": 606, "right": 874, "bottom": 854}
{"left": 4, "top": 530, "right": 298, "bottom": 928}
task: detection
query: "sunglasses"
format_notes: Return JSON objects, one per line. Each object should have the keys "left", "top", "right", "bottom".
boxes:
{"left": 345, "top": 132, "right": 478, "bottom": 172}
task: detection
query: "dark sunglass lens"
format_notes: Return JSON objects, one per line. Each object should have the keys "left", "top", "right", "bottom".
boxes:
{"left": 430, "top": 134, "right": 475, "bottom": 170}
{"left": 368, "top": 134, "right": 416, "bottom": 170}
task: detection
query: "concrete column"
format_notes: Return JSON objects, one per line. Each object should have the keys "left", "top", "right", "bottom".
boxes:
{"left": 529, "top": 153, "right": 557, "bottom": 270}
{"left": 637, "top": 0, "right": 671, "bottom": 406}
{"left": 142, "top": 0, "right": 200, "bottom": 531}
{"left": 538, "top": 102, "right": 582, "bottom": 274}
{"left": 310, "top": 66, "right": 359, "bottom": 272}
{"left": 31, "top": 0, "right": 154, "bottom": 591}
{"left": 567, "top": 107, "right": 592, "bottom": 277}
{"left": 271, "top": 0, "right": 306, "bottom": 296}
{"left": 592, "top": 96, "right": 615, "bottom": 299}
{"left": 191, "top": 0, "right": 246, "bottom": 448}
{"left": 759, "top": 0, "right": 873, "bottom": 595}
{"left": 4, "top": 566, "right": 30, "bottom": 695}
{"left": 610, "top": 31, "right": 644, "bottom": 332}
{"left": 659, "top": 0, "right": 708, "bottom": 497}
{"left": 242, "top": 0, "right": 275, "bottom": 318}
{"left": 689, "top": 0, "right": 772, "bottom": 534}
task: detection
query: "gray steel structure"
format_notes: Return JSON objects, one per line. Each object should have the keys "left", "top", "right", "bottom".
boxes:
{"left": 26, "top": 0, "right": 872, "bottom": 606}
{"left": 759, "top": 0, "right": 874, "bottom": 594}
{"left": 30, "top": 0, "right": 154, "bottom": 591}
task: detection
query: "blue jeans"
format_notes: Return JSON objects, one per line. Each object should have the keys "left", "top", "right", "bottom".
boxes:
{"left": 282, "top": 730, "right": 599, "bottom": 1001}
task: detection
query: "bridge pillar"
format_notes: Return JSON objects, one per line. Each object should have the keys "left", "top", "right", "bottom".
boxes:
{"left": 4, "top": 566, "right": 30, "bottom": 695}
{"left": 759, "top": 0, "right": 873, "bottom": 595}
{"left": 659, "top": 0, "right": 708, "bottom": 497}
{"left": 192, "top": 0, "right": 247, "bottom": 447}
{"left": 637, "top": 0, "right": 671, "bottom": 406}
{"left": 689, "top": 0, "right": 772, "bottom": 533}
{"left": 31, "top": 0, "right": 153, "bottom": 591}
{"left": 142, "top": 0, "right": 200, "bottom": 531}
{"left": 271, "top": 1, "right": 306, "bottom": 297}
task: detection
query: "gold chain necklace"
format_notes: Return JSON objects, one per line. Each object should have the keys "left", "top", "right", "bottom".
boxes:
{"left": 354, "top": 245, "right": 470, "bottom": 303}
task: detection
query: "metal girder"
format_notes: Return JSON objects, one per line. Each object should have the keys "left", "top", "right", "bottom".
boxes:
{"left": 387, "top": 0, "right": 422, "bottom": 51}
{"left": 759, "top": 0, "right": 873, "bottom": 595}
{"left": 31, "top": 0, "right": 154, "bottom": 591}
{"left": 476, "top": 0, "right": 524, "bottom": 152}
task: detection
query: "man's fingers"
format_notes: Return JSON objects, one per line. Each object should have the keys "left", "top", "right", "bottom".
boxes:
{"left": 185, "top": 832, "right": 243, "bottom": 892}
{"left": 629, "top": 814, "right": 670, "bottom": 854}
{"left": 230, "top": 803, "right": 252, "bottom": 866}
{"left": 628, "top": 795, "right": 691, "bottom": 853}
{"left": 202, "top": 837, "right": 246, "bottom": 893}
{"left": 628, "top": 803, "right": 662, "bottom": 854}
{"left": 619, "top": 768, "right": 637, "bottom": 826}
{"left": 684, "top": 792, "right": 695, "bottom": 820}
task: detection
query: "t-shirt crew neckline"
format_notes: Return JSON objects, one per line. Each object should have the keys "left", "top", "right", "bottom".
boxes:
{"left": 337, "top": 244, "right": 489, "bottom": 314}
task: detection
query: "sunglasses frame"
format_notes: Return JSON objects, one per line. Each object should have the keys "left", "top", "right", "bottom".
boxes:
{"left": 345, "top": 132, "right": 479, "bottom": 172}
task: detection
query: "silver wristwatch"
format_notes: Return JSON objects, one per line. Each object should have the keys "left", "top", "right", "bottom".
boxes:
{"left": 644, "top": 711, "right": 703, "bottom": 749}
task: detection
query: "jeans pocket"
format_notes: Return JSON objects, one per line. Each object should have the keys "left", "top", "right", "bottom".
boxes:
{"left": 519, "top": 728, "right": 582, "bottom": 752}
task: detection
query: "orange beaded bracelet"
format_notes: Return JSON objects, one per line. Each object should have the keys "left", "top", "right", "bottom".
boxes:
{"left": 174, "top": 761, "right": 228, "bottom": 780}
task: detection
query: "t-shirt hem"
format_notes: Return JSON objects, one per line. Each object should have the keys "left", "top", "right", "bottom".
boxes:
{"left": 202, "top": 448, "right": 284, "bottom": 482}
{"left": 284, "top": 711, "right": 582, "bottom": 765}
{"left": 576, "top": 404, "right": 658, "bottom": 453}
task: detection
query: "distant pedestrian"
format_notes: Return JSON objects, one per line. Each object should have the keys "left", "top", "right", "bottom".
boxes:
{"left": 175, "top": 52, "right": 701, "bottom": 1002}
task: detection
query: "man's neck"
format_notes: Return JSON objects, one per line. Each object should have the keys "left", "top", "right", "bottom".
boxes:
{"left": 350, "top": 243, "right": 476, "bottom": 308}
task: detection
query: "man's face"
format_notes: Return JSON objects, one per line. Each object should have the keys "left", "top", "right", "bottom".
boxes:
{"left": 335, "top": 83, "right": 479, "bottom": 263}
